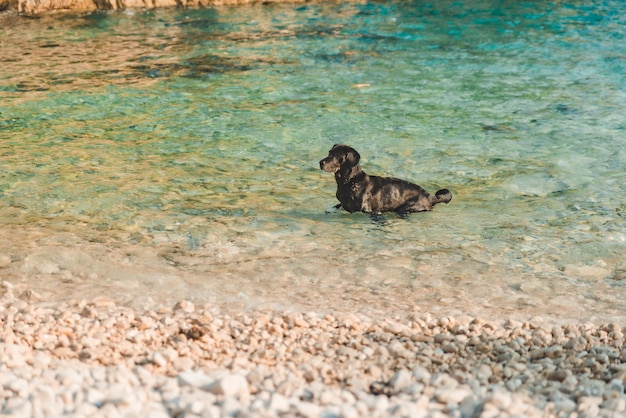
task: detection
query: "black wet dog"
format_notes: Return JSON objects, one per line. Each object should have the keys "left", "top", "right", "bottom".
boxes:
{"left": 319, "top": 144, "right": 452, "bottom": 215}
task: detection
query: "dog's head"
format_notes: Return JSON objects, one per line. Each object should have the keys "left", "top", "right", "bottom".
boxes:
{"left": 319, "top": 144, "right": 361, "bottom": 173}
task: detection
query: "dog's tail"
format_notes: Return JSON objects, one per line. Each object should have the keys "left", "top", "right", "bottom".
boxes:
{"left": 430, "top": 188, "right": 452, "bottom": 206}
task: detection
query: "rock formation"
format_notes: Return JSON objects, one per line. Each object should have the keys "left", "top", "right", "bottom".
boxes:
{"left": 2, "top": 0, "right": 291, "bottom": 16}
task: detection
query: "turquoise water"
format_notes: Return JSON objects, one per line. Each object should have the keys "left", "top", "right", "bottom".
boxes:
{"left": 1, "top": 1, "right": 624, "bottom": 322}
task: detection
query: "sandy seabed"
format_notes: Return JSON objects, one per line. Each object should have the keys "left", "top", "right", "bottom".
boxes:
{"left": 1, "top": 281, "right": 625, "bottom": 417}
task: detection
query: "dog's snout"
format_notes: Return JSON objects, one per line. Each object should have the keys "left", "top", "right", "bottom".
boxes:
{"left": 320, "top": 157, "right": 334, "bottom": 172}
{"left": 320, "top": 156, "right": 340, "bottom": 173}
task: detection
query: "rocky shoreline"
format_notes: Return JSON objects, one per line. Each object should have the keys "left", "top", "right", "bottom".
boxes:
{"left": 1, "top": 0, "right": 314, "bottom": 17}
{"left": 1, "top": 283, "right": 625, "bottom": 417}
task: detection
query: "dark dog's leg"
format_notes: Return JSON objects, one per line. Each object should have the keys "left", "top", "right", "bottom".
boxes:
{"left": 368, "top": 213, "right": 387, "bottom": 225}
{"left": 325, "top": 203, "right": 343, "bottom": 214}
{"left": 395, "top": 201, "right": 416, "bottom": 218}
{"left": 397, "top": 211, "right": 410, "bottom": 220}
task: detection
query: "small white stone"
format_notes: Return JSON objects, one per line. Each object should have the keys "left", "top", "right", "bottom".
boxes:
{"left": 139, "top": 401, "right": 170, "bottom": 418}
{"left": 435, "top": 386, "right": 472, "bottom": 405}
{"left": 341, "top": 390, "right": 357, "bottom": 405}
{"left": 431, "top": 374, "right": 458, "bottom": 389}
{"left": 31, "top": 351, "right": 52, "bottom": 369}
{"left": 459, "top": 396, "right": 482, "bottom": 418}
{"left": 389, "top": 370, "right": 412, "bottom": 392}
{"left": 390, "top": 401, "right": 427, "bottom": 418}
{"left": 553, "top": 399, "right": 577, "bottom": 413}
{"left": 295, "top": 401, "right": 322, "bottom": 418}
{"left": 174, "top": 300, "right": 195, "bottom": 313}
{"left": 206, "top": 374, "right": 249, "bottom": 398}
{"left": 6, "top": 398, "right": 33, "bottom": 417}
{"left": 505, "top": 377, "right": 523, "bottom": 391}
{"left": 4, "top": 344, "right": 28, "bottom": 367}
{"left": 319, "top": 389, "right": 338, "bottom": 405}
{"left": 607, "top": 378, "right": 625, "bottom": 394}
{"left": 201, "top": 405, "right": 220, "bottom": 418}
{"left": 86, "top": 388, "right": 105, "bottom": 405}
{"left": 382, "top": 319, "right": 412, "bottom": 336}
{"left": 222, "top": 396, "right": 244, "bottom": 415}
{"left": 159, "top": 348, "right": 179, "bottom": 363}
{"left": 361, "top": 346, "right": 375, "bottom": 357}
{"left": 404, "top": 383, "right": 425, "bottom": 396}
{"left": 32, "top": 385, "right": 61, "bottom": 417}
{"left": 56, "top": 368, "right": 85, "bottom": 387}
{"left": 373, "top": 394, "right": 389, "bottom": 412}
{"left": 268, "top": 393, "right": 290, "bottom": 414}
{"left": 186, "top": 400, "right": 205, "bottom": 415}
{"left": 74, "top": 402, "right": 99, "bottom": 417}
{"left": 91, "top": 367, "right": 107, "bottom": 382}
{"left": 578, "top": 395, "right": 602, "bottom": 412}
{"left": 388, "top": 341, "right": 412, "bottom": 359}
{"left": 413, "top": 367, "right": 432, "bottom": 384}
{"left": 246, "top": 365, "right": 268, "bottom": 387}
{"left": 7, "top": 378, "right": 29, "bottom": 397}
{"left": 339, "top": 404, "right": 359, "bottom": 418}
{"left": 178, "top": 370, "right": 214, "bottom": 388}
{"left": 151, "top": 352, "right": 167, "bottom": 368}
{"left": 79, "top": 335, "right": 101, "bottom": 348}
{"left": 476, "top": 364, "right": 493, "bottom": 382}
{"left": 488, "top": 387, "right": 512, "bottom": 410}
{"left": 601, "top": 398, "right": 626, "bottom": 412}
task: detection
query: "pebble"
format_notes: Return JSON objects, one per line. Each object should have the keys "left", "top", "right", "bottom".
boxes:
{"left": 206, "top": 374, "right": 249, "bottom": 398}
{"left": 435, "top": 385, "right": 472, "bottom": 405}
{"left": 389, "top": 370, "right": 412, "bottom": 392}
{"left": 0, "top": 293, "right": 625, "bottom": 417}
{"left": 178, "top": 370, "right": 214, "bottom": 388}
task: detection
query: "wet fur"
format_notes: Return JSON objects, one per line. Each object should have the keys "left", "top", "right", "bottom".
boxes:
{"left": 319, "top": 144, "right": 452, "bottom": 215}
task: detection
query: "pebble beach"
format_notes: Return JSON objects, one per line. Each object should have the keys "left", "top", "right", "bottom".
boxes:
{"left": 1, "top": 283, "right": 625, "bottom": 417}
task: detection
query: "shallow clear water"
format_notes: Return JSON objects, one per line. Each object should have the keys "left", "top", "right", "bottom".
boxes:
{"left": 1, "top": 1, "right": 624, "bottom": 322}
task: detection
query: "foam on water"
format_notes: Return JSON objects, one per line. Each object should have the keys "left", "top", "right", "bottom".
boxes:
{"left": 0, "top": 1, "right": 624, "bottom": 322}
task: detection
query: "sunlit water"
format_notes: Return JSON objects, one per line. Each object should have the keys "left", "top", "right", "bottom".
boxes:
{"left": 1, "top": 1, "right": 624, "bottom": 323}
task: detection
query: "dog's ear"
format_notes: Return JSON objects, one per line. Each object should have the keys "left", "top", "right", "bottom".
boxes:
{"left": 346, "top": 148, "right": 360, "bottom": 166}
